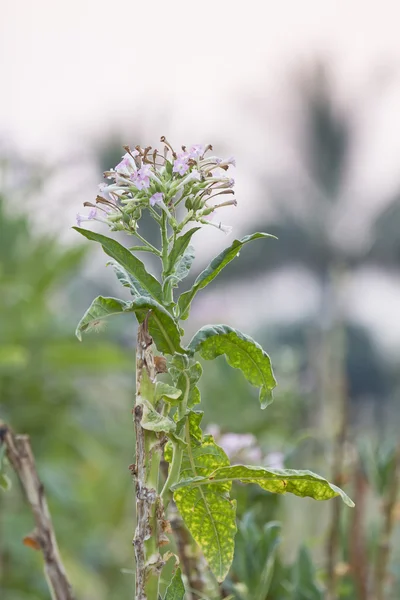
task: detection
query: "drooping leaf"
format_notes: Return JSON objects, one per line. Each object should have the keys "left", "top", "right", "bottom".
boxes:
{"left": 188, "top": 325, "right": 276, "bottom": 408}
{"left": 107, "top": 261, "right": 151, "bottom": 297}
{"left": 76, "top": 295, "right": 185, "bottom": 354}
{"left": 155, "top": 382, "right": 182, "bottom": 404}
{"left": 172, "top": 413, "right": 237, "bottom": 582}
{"left": 173, "top": 465, "right": 354, "bottom": 507}
{"left": 177, "top": 232, "right": 274, "bottom": 319}
{"left": 169, "top": 359, "right": 203, "bottom": 409}
{"left": 164, "top": 568, "right": 185, "bottom": 600}
{"left": 140, "top": 399, "right": 176, "bottom": 433}
{"left": 171, "top": 245, "right": 196, "bottom": 285}
{"left": 75, "top": 296, "right": 129, "bottom": 341}
{"left": 137, "top": 369, "right": 176, "bottom": 432}
{"left": 132, "top": 297, "right": 186, "bottom": 355}
{"left": 73, "top": 227, "right": 163, "bottom": 302}
{"left": 166, "top": 228, "right": 200, "bottom": 276}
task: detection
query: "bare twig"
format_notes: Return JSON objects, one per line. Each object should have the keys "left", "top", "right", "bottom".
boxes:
{"left": 0, "top": 424, "right": 75, "bottom": 600}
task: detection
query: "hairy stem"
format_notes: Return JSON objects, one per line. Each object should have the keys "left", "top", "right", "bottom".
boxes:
{"left": 0, "top": 425, "right": 75, "bottom": 600}
{"left": 133, "top": 319, "right": 163, "bottom": 600}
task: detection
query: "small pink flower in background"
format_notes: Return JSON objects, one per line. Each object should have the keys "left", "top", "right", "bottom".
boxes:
{"left": 76, "top": 208, "right": 97, "bottom": 227}
{"left": 173, "top": 154, "right": 189, "bottom": 176}
{"left": 206, "top": 427, "right": 263, "bottom": 464}
{"left": 133, "top": 164, "right": 152, "bottom": 190}
{"left": 114, "top": 152, "right": 138, "bottom": 176}
{"left": 224, "top": 156, "right": 236, "bottom": 167}
{"left": 188, "top": 144, "right": 204, "bottom": 159}
{"left": 150, "top": 192, "right": 164, "bottom": 207}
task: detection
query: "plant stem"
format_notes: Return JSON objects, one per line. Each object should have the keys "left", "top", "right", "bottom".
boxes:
{"left": 0, "top": 424, "right": 75, "bottom": 600}
{"left": 161, "top": 213, "right": 173, "bottom": 305}
{"left": 131, "top": 231, "right": 161, "bottom": 256}
{"left": 374, "top": 443, "right": 400, "bottom": 600}
{"left": 133, "top": 318, "right": 163, "bottom": 600}
{"left": 349, "top": 457, "right": 368, "bottom": 600}
{"left": 128, "top": 245, "right": 161, "bottom": 255}
{"left": 160, "top": 441, "right": 181, "bottom": 508}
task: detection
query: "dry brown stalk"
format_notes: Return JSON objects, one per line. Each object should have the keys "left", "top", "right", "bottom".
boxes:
{"left": 0, "top": 424, "right": 75, "bottom": 600}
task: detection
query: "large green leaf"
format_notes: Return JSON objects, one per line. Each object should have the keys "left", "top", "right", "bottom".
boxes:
{"left": 132, "top": 296, "right": 186, "bottom": 355}
{"left": 173, "top": 465, "right": 354, "bottom": 507}
{"left": 177, "top": 232, "right": 274, "bottom": 319}
{"left": 166, "top": 227, "right": 200, "bottom": 275}
{"left": 75, "top": 296, "right": 129, "bottom": 341}
{"left": 164, "top": 568, "right": 185, "bottom": 600}
{"left": 188, "top": 325, "right": 276, "bottom": 408}
{"left": 107, "top": 260, "right": 151, "bottom": 297}
{"left": 76, "top": 296, "right": 185, "bottom": 354}
{"left": 73, "top": 227, "right": 163, "bottom": 302}
{"left": 172, "top": 413, "right": 237, "bottom": 582}
{"left": 169, "top": 245, "right": 196, "bottom": 287}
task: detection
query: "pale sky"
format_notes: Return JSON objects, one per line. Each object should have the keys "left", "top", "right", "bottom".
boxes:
{"left": 2, "top": 0, "right": 400, "bottom": 354}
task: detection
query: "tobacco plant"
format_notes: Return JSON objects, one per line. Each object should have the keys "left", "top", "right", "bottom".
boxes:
{"left": 74, "top": 138, "right": 354, "bottom": 600}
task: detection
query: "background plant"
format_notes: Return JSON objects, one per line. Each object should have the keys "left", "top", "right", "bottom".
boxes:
{"left": 69, "top": 138, "right": 354, "bottom": 599}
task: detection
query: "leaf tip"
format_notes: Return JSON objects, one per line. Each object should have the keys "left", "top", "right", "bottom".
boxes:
{"left": 260, "top": 388, "right": 274, "bottom": 409}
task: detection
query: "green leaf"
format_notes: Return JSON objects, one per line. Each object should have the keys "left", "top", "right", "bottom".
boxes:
{"left": 132, "top": 297, "right": 186, "bottom": 355}
{"left": 76, "top": 296, "right": 185, "bottom": 354}
{"left": 188, "top": 325, "right": 276, "bottom": 408}
{"left": 171, "top": 245, "right": 195, "bottom": 286}
{"left": 75, "top": 296, "right": 129, "bottom": 341}
{"left": 173, "top": 465, "right": 355, "bottom": 507}
{"left": 166, "top": 228, "right": 200, "bottom": 276}
{"left": 169, "top": 360, "right": 203, "bottom": 409}
{"left": 177, "top": 232, "right": 274, "bottom": 319}
{"left": 140, "top": 399, "right": 176, "bottom": 433}
{"left": 155, "top": 382, "right": 182, "bottom": 404}
{"left": 138, "top": 369, "right": 176, "bottom": 432}
{"left": 172, "top": 414, "right": 237, "bottom": 582}
{"left": 73, "top": 227, "right": 163, "bottom": 302}
{"left": 107, "top": 261, "right": 151, "bottom": 297}
{"left": 164, "top": 568, "right": 185, "bottom": 600}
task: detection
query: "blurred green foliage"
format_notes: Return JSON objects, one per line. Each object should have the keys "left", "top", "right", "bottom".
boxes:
{"left": 0, "top": 195, "right": 138, "bottom": 600}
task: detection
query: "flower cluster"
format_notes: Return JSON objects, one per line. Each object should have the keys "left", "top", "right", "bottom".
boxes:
{"left": 76, "top": 137, "right": 237, "bottom": 235}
